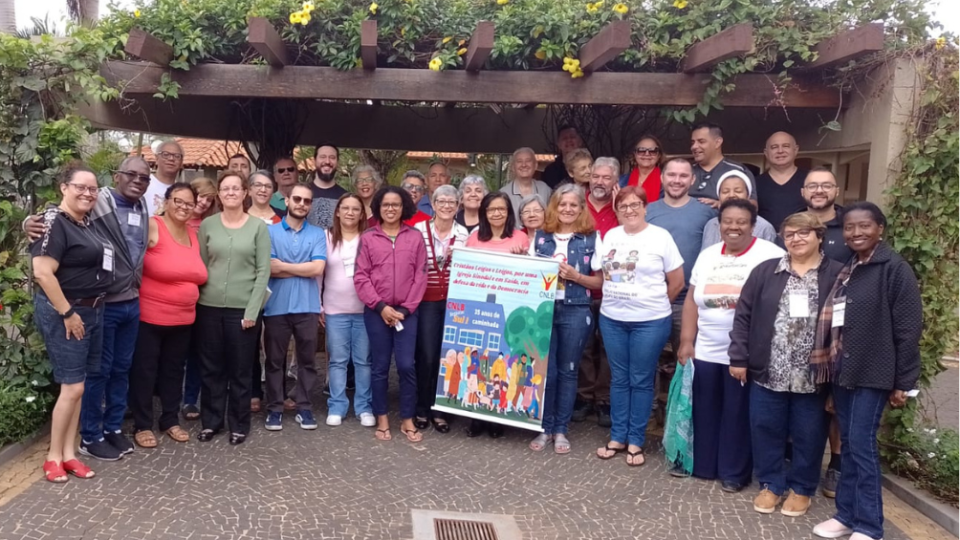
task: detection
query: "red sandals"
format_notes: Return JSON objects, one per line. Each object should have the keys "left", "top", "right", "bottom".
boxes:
{"left": 62, "top": 459, "right": 95, "bottom": 479}
{"left": 43, "top": 460, "right": 68, "bottom": 483}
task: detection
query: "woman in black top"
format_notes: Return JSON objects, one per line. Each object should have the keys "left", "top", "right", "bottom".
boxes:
{"left": 811, "top": 202, "right": 923, "bottom": 540}
{"left": 31, "top": 163, "right": 115, "bottom": 483}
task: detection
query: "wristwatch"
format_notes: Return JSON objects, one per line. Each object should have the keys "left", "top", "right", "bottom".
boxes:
{"left": 60, "top": 307, "right": 76, "bottom": 319}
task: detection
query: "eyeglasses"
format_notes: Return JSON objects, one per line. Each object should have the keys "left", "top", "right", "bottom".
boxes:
{"left": 171, "top": 197, "right": 196, "bottom": 210}
{"left": 158, "top": 151, "right": 183, "bottom": 161}
{"left": 617, "top": 202, "right": 644, "bottom": 213}
{"left": 381, "top": 202, "right": 402, "bottom": 209}
{"left": 252, "top": 182, "right": 274, "bottom": 191}
{"left": 782, "top": 228, "right": 814, "bottom": 241}
{"left": 434, "top": 199, "right": 458, "bottom": 208}
{"left": 290, "top": 195, "right": 313, "bottom": 206}
{"left": 634, "top": 147, "right": 660, "bottom": 155}
{"left": 520, "top": 208, "right": 544, "bottom": 217}
{"left": 67, "top": 183, "right": 99, "bottom": 195}
{"left": 219, "top": 186, "right": 244, "bottom": 193}
{"left": 486, "top": 207, "right": 508, "bottom": 215}
{"left": 114, "top": 170, "right": 151, "bottom": 183}
{"left": 402, "top": 184, "right": 425, "bottom": 193}
{"left": 356, "top": 177, "right": 375, "bottom": 184}
{"left": 804, "top": 183, "right": 837, "bottom": 192}
{"left": 276, "top": 166, "right": 297, "bottom": 174}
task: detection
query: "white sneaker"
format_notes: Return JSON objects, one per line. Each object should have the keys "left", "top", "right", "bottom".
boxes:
{"left": 359, "top": 412, "right": 376, "bottom": 427}
{"left": 326, "top": 414, "right": 342, "bottom": 426}
{"left": 813, "top": 518, "right": 854, "bottom": 539}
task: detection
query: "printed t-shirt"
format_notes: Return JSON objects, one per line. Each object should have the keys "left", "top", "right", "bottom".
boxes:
{"left": 529, "top": 232, "right": 603, "bottom": 300}
{"left": 599, "top": 224, "right": 683, "bottom": 322}
{"left": 307, "top": 183, "right": 348, "bottom": 230}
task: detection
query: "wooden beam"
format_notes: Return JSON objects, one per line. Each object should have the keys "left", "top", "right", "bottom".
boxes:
{"left": 100, "top": 61, "right": 842, "bottom": 108}
{"left": 464, "top": 21, "right": 494, "bottom": 72}
{"left": 680, "top": 23, "right": 754, "bottom": 73}
{"left": 805, "top": 23, "right": 884, "bottom": 70}
{"left": 125, "top": 28, "right": 174, "bottom": 67}
{"left": 361, "top": 20, "right": 377, "bottom": 70}
{"left": 247, "top": 18, "right": 288, "bottom": 67}
{"left": 578, "top": 20, "right": 631, "bottom": 73}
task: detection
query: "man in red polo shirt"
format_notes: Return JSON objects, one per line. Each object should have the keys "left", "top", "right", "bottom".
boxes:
{"left": 573, "top": 157, "right": 619, "bottom": 426}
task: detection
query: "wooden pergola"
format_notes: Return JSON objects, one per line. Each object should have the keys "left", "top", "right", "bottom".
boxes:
{"left": 84, "top": 19, "right": 885, "bottom": 155}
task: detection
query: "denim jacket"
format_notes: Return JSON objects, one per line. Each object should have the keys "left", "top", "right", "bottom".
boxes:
{"left": 533, "top": 230, "right": 596, "bottom": 305}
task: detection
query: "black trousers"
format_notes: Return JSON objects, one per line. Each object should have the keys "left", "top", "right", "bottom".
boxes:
{"left": 196, "top": 305, "right": 258, "bottom": 434}
{"left": 264, "top": 313, "right": 319, "bottom": 413}
{"left": 414, "top": 300, "right": 447, "bottom": 419}
{"left": 251, "top": 315, "right": 264, "bottom": 400}
{"left": 129, "top": 321, "right": 192, "bottom": 432}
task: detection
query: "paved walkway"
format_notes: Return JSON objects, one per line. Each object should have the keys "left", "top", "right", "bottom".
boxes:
{"left": 0, "top": 379, "right": 953, "bottom": 540}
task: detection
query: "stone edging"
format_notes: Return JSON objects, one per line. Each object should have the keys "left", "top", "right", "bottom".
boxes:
{"left": 0, "top": 422, "right": 50, "bottom": 471}
{"left": 882, "top": 473, "right": 959, "bottom": 536}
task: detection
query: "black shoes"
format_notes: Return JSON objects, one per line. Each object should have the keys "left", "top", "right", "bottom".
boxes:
{"left": 596, "top": 404, "right": 612, "bottom": 428}
{"left": 229, "top": 433, "right": 247, "bottom": 445}
{"left": 721, "top": 480, "right": 745, "bottom": 493}
{"left": 197, "top": 429, "right": 219, "bottom": 442}
{"left": 465, "top": 419, "right": 485, "bottom": 438}
{"left": 79, "top": 438, "right": 123, "bottom": 461}
{"left": 488, "top": 424, "right": 504, "bottom": 439}
{"left": 571, "top": 400, "right": 593, "bottom": 423}
{"left": 103, "top": 431, "right": 134, "bottom": 455}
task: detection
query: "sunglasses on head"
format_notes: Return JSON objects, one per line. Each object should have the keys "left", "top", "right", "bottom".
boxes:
{"left": 276, "top": 166, "right": 297, "bottom": 174}
{"left": 290, "top": 195, "right": 313, "bottom": 206}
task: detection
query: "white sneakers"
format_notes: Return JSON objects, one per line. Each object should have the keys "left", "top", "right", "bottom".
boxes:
{"left": 359, "top": 412, "right": 376, "bottom": 427}
{"left": 813, "top": 519, "right": 854, "bottom": 539}
{"left": 326, "top": 414, "right": 342, "bottom": 426}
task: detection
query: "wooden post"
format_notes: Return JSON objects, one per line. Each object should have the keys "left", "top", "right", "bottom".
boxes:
{"left": 680, "top": 23, "right": 755, "bottom": 73}
{"left": 125, "top": 28, "right": 174, "bottom": 67}
{"left": 464, "top": 21, "right": 494, "bottom": 72}
{"left": 361, "top": 20, "right": 377, "bottom": 70}
{"left": 578, "top": 20, "right": 631, "bottom": 73}
{"left": 804, "top": 23, "right": 884, "bottom": 70}
{"left": 247, "top": 17, "right": 288, "bottom": 67}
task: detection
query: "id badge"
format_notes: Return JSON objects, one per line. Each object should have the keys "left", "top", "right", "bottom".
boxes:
{"left": 343, "top": 256, "right": 356, "bottom": 278}
{"left": 127, "top": 212, "right": 141, "bottom": 227}
{"left": 789, "top": 292, "right": 809, "bottom": 318}
{"left": 832, "top": 298, "right": 846, "bottom": 328}
{"left": 102, "top": 244, "right": 115, "bottom": 272}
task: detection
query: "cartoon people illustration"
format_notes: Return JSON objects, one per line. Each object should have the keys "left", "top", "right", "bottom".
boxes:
{"left": 490, "top": 352, "right": 506, "bottom": 383}
{"left": 457, "top": 347, "right": 470, "bottom": 405}
{"left": 491, "top": 374, "right": 502, "bottom": 412}
{"left": 527, "top": 374, "right": 543, "bottom": 420}
{"left": 507, "top": 355, "right": 521, "bottom": 412}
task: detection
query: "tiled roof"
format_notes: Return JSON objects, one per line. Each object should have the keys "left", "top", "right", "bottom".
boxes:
{"left": 407, "top": 151, "right": 555, "bottom": 163}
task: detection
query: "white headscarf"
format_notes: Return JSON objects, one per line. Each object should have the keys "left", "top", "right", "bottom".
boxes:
{"left": 716, "top": 170, "right": 753, "bottom": 198}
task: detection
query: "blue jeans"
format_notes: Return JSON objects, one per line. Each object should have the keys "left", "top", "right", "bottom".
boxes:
{"left": 33, "top": 292, "right": 104, "bottom": 385}
{"left": 541, "top": 303, "right": 594, "bottom": 435}
{"left": 750, "top": 383, "right": 828, "bottom": 497}
{"left": 599, "top": 314, "right": 671, "bottom": 447}
{"left": 326, "top": 313, "right": 372, "bottom": 417}
{"left": 80, "top": 299, "right": 139, "bottom": 442}
{"left": 833, "top": 385, "right": 888, "bottom": 540}
{"left": 365, "top": 307, "right": 418, "bottom": 419}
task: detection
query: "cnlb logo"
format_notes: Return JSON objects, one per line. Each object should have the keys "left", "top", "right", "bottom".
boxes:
{"left": 540, "top": 272, "right": 558, "bottom": 291}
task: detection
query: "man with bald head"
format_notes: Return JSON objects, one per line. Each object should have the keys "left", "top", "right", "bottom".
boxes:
{"left": 755, "top": 131, "right": 808, "bottom": 230}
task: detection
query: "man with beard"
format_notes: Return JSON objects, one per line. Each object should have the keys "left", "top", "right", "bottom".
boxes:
{"left": 542, "top": 125, "right": 586, "bottom": 189}
{"left": 571, "top": 158, "right": 619, "bottom": 426}
{"left": 307, "top": 144, "right": 348, "bottom": 229}
{"left": 271, "top": 156, "right": 300, "bottom": 212}
{"left": 421, "top": 162, "right": 451, "bottom": 217}
{"left": 755, "top": 132, "right": 807, "bottom": 230}
{"left": 688, "top": 123, "right": 756, "bottom": 208}
{"left": 263, "top": 184, "right": 327, "bottom": 432}
{"left": 24, "top": 157, "right": 152, "bottom": 460}
{"left": 144, "top": 140, "right": 184, "bottom": 216}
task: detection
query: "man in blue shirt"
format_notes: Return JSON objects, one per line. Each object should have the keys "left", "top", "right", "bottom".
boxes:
{"left": 263, "top": 184, "right": 327, "bottom": 431}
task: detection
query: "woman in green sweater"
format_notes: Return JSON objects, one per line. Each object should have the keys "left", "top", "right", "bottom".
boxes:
{"left": 196, "top": 172, "right": 271, "bottom": 445}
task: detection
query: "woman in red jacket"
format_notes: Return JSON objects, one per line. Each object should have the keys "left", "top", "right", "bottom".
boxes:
{"left": 354, "top": 186, "right": 428, "bottom": 442}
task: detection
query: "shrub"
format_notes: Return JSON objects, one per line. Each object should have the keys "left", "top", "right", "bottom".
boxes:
{"left": 885, "top": 425, "right": 960, "bottom": 505}
{"left": 0, "top": 384, "right": 54, "bottom": 446}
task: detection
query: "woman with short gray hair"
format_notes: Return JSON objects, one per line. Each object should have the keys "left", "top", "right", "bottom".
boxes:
{"left": 455, "top": 175, "right": 488, "bottom": 233}
{"left": 413, "top": 184, "right": 469, "bottom": 434}
{"left": 351, "top": 165, "right": 383, "bottom": 221}
{"left": 518, "top": 194, "right": 546, "bottom": 238}
{"left": 500, "top": 148, "right": 552, "bottom": 221}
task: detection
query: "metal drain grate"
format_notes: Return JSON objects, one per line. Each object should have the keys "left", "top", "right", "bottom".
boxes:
{"left": 434, "top": 518, "right": 499, "bottom": 540}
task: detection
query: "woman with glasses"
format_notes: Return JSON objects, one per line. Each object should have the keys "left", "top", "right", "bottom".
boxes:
{"left": 351, "top": 165, "right": 383, "bottom": 222}
{"left": 195, "top": 172, "right": 271, "bottom": 445}
{"left": 247, "top": 170, "right": 284, "bottom": 225}
{"left": 617, "top": 135, "right": 664, "bottom": 204}
{"left": 594, "top": 186, "right": 684, "bottom": 466}
{"left": 455, "top": 175, "right": 488, "bottom": 233}
{"left": 355, "top": 186, "right": 428, "bottom": 442}
{"left": 32, "top": 163, "right": 113, "bottom": 482}
{"left": 413, "top": 185, "right": 469, "bottom": 434}
{"left": 129, "top": 183, "right": 209, "bottom": 448}
{"left": 518, "top": 195, "right": 547, "bottom": 239}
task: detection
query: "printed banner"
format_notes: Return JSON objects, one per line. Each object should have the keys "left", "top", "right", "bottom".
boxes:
{"left": 432, "top": 247, "right": 559, "bottom": 432}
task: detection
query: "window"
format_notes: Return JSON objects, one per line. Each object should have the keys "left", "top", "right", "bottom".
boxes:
{"left": 443, "top": 326, "right": 457, "bottom": 343}
{"left": 487, "top": 333, "right": 501, "bottom": 351}
{"left": 458, "top": 329, "right": 484, "bottom": 348}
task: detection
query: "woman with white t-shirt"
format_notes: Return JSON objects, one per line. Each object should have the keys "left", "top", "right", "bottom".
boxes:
{"left": 528, "top": 184, "right": 604, "bottom": 455}
{"left": 677, "top": 198, "right": 785, "bottom": 491}
{"left": 595, "top": 186, "right": 685, "bottom": 467}
{"left": 321, "top": 194, "right": 374, "bottom": 427}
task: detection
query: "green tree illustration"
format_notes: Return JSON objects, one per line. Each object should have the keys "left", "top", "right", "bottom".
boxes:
{"left": 504, "top": 303, "right": 554, "bottom": 364}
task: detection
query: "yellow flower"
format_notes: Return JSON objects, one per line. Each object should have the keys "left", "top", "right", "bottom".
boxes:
{"left": 586, "top": 3, "right": 598, "bottom": 14}
{"left": 442, "top": 36, "right": 452, "bottom": 44}
{"left": 302, "top": 1, "right": 315, "bottom": 11}
{"left": 673, "top": 0, "right": 688, "bottom": 9}
{"left": 562, "top": 57, "right": 581, "bottom": 72}
{"left": 300, "top": 12, "right": 311, "bottom": 24}
{"left": 571, "top": 68, "right": 585, "bottom": 79}
{"left": 457, "top": 47, "right": 468, "bottom": 56}
{"left": 935, "top": 36, "right": 946, "bottom": 50}
{"left": 429, "top": 57, "right": 443, "bottom": 71}
{"left": 369, "top": 2, "right": 378, "bottom": 14}
{"left": 458, "top": 39, "right": 466, "bottom": 46}
{"left": 613, "top": 3, "right": 628, "bottom": 14}
{"left": 497, "top": 0, "right": 509, "bottom": 5}
{"left": 289, "top": 11, "right": 303, "bottom": 24}
{"left": 534, "top": 49, "right": 546, "bottom": 60}
{"left": 134, "top": 8, "right": 141, "bottom": 17}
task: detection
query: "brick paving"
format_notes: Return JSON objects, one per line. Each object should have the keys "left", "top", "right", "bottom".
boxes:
{"left": 0, "top": 377, "right": 930, "bottom": 540}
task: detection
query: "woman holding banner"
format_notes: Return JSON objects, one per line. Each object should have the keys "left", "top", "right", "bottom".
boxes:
{"left": 595, "top": 186, "right": 685, "bottom": 466}
{"left": 413, "top": 185, "right": 469, "bottom": 434}
{"left": 528, "top": 184, "right": 604, "bottom": 454}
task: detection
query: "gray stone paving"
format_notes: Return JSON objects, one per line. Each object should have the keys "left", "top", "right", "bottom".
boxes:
{"left": 923, "top": 366, "right": 958, "bottom": 431}
{"left": 0, "top": 373, "right": 909, "bottom": 540}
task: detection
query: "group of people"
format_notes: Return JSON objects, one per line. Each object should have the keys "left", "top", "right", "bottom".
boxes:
{"left": 29, "top": 124, "right": 922, "bottom": 540}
